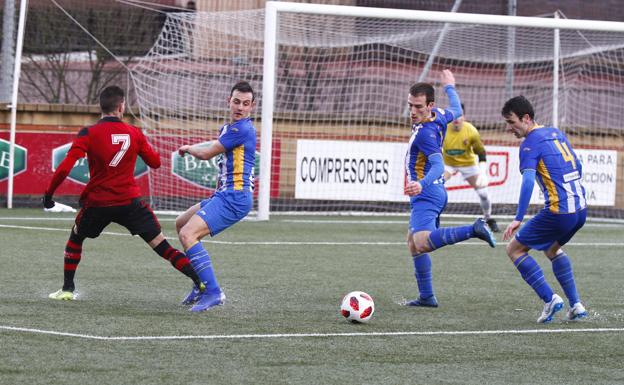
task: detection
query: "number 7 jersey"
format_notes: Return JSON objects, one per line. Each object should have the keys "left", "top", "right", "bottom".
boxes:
{"left": 519, "top": 126, "right": 586, "bottom": 214}
{"left": 45, "top": 116, "right": 161, "bottom": 207}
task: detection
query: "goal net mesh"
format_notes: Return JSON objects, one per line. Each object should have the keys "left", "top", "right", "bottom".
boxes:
{"left": 131, "top": 8, "right": 624, "bottom": 218}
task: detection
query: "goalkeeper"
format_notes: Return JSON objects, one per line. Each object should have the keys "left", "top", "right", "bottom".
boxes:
{"left": 442, "top": 104, "right": 499, "bottom": 232}
{"left": 44, "top": 86, "right": 204, "bottom": 301}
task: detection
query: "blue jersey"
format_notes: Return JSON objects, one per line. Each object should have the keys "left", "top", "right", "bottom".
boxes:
{"left": 216, "top": 117, "right": 256, "bottom": 192}
{"left": 405, "top": 108, "right": 455, "bottom": 196}
{"left": 519, "top": 126, "right": 586, "bottom": 214}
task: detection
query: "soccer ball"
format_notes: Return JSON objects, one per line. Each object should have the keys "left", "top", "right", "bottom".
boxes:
{"left": 340, "top": 291, "right": 375, "bottom": 323}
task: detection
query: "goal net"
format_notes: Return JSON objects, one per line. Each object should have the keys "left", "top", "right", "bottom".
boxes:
{"left": 131, "top": 3, "right": 624, "bottom": 219}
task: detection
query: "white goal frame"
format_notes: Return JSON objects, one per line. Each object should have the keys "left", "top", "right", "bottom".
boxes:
{"left": 257, "top": 1, "right": 624, "bottom": 220}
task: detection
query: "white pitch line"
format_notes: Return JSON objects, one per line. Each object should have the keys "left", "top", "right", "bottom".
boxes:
{"left": 1, "top": 223, "right": 623, "bottom": 246}
{"left": 0, "top": 216, "right": 177, "bottom": 222}
{"left": 280, "top": 219, "right": 624, "bottom": 228}
{"left": 1, "top": 216, "right": 623, "bottom": 228}
{"left": 1, "top": 325, "right": 623, "bottom": 341}
{"left": 0, "top": 223, "right": 130, "bottom": 237}
{"left": 1, "top": 216, "right": 622, "bottom": 228}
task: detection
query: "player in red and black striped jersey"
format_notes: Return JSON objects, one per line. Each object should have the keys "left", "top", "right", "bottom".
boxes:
{"left": 45, "top": 85, "right": 204, "bottom": 301}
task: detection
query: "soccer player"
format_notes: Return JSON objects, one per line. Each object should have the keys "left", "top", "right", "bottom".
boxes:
{"left": 442, "top": 104, "right": 499, "bottom": 232}
{"left": 175, "top": 81, "right": 256, "bottom": 312}
{"left": 404, "top": 70, "right": 496, "bottom": 308}
{"left": 45, "top": 86, "right": 203, "bottom": 301}
{"left": 501, "top": 95, "right": 588, "bottom": 323}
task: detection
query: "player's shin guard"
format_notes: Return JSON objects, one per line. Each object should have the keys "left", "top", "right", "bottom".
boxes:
{"left": 427, "top": 225, "right": 474, "bottom": 250}
{"left": 186, "top": 242, "right": 221, "bottom": 295}
{"left": 551, "top": 253, "right": 580, "bottom": 307}
{"left": 412, "top": 254, "right": 434, "bottom": 299}
{"left": 154, "top": 240, "right": 201, "bottom": 286}
{"left": 63, "top": 231, "right": 84, "bottom": 292}
{"left": 514, "top": 254, "right": 554, "bottom": 303}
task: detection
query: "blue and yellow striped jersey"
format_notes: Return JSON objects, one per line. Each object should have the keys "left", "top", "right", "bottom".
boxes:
{"left": 519, "top": 126, "right": 586, "bottom": 214}
{"left": 216, "top": 117, "right": 256, "bottom": 192}
{"left": 405, "top": 108, "right": 455, "bottom": 193}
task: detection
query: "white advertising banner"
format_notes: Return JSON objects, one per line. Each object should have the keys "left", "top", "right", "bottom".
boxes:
{"left": 295, "top": 140, "right": 617, "bottom": 206}
{"left": 295, "top": 139, "right": 407, "bottom": 201}
{"left": 446, "top": 146, "right": 617, "bottom": 206}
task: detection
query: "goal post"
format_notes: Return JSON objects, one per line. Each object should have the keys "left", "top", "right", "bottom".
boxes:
{"left": 257, "top": 1, "right": 624, "bottom": 220}
{"left": 132, "top": 2, "right": 624, "bottom": 220}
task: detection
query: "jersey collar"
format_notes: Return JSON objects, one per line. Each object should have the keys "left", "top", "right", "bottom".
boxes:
{"left": 100, "top": 116, "right": 122, "bottom": 123}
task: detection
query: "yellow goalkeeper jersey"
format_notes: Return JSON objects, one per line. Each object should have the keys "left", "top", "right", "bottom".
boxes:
{"left": 442, "top": 121, "right": 486, "bottom": 167}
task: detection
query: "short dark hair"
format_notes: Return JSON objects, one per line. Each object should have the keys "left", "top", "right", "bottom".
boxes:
{"left": 230, "top": 81, "right": 255, "bottom": 101}
{"left": 409, "top": 82, "right": 435, "bottom": 105}
{"left": 460, "top": 103, "right": 465, "bottom": 115}
{"left": 501, "top": 95, "right": 535, "bottom": 120}
{"left": 100, "top": 86, "right": 125, "bottom": 114}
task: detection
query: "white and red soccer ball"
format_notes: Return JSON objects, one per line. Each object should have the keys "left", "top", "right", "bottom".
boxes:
{"left": 340, "top": 291, "right": 375, "bottom": 323}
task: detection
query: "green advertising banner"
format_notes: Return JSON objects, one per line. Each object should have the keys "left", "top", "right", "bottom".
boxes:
{"left": 52, "top": 143, "right": 148, "bottom": 185}
{"left": 0, "top": 139, "right": 27, "bottom": 181}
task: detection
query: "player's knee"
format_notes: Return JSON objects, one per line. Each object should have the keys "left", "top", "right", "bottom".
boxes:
{"left": 413, "top": 242, "right": 430, "bottom": 254}
{"left": 544, "top": 248, "right": 561, "bottom": 260}
{"left": 177, "top": 226, "right": 196, "bottom": 248}
{"left": 407, "top": 239, "right": 418, "bottom": 255}
{"left": 505, "top": 242, "right": 521, "bottom": 260}
{"left": 175, "top": 215, "right": 186, "bottom": 234}
{"left": 475, "top": 187, "right": 489, "bottom": 199}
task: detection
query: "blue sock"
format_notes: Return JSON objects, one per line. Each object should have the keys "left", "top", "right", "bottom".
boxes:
{"left": 186, "top": 242, "right": 221, "bottom": 295}
{"left": 551, "top": 253, "right": 580, "bottom": 306}
{"left": 428, "top": 225, "right": 474, "bottom": 250}
{"left": 514, "top": 254, "right": 553, "bottom": 303}
{"left": 412, "top": 254, "right": 434, "bottom": 299}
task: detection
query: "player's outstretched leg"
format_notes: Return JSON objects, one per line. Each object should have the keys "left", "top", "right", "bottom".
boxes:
{"left": 472, "top": 218, "right": 496, "bottom": 248}
{"left": 50, "top": 230, "right": 84, "bottom": 301}
{"left": 426, "top": 219, "right": 495, "bottom": 251}
{"left": 406, "top": 253, "right": 438, "bottom": 308}
{"left": 185, "top": 242, "right": 225, "bottom": 312}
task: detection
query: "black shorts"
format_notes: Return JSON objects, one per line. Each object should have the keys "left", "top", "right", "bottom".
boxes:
{"left": 74, "top": 198, "right": 161, "bottom": 241}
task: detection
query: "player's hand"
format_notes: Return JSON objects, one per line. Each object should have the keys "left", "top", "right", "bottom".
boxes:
{"left": 43, "top": 194, "right": 55, "bottom": 209}
{"left": 503, "top": 220, "right": 521, "bottom": 241}
{"left": 178, "top": 145, "right": 191, "bottom": 156}
{"left": 441, "top": 69, "right": 455, "bottom": 87}
{"left": 404, "top": 181, "right": 423, "bottom": 196}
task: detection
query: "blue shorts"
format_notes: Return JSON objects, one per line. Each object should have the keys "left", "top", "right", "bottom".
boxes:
{"left": 197, "top": 190, "right": 253, "bottom": 236}
{"left": 516, "top": 208, "right": 586, "bottom": 251}
{"left": 409, "top": 187, "right": 448, "bottom": 233}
